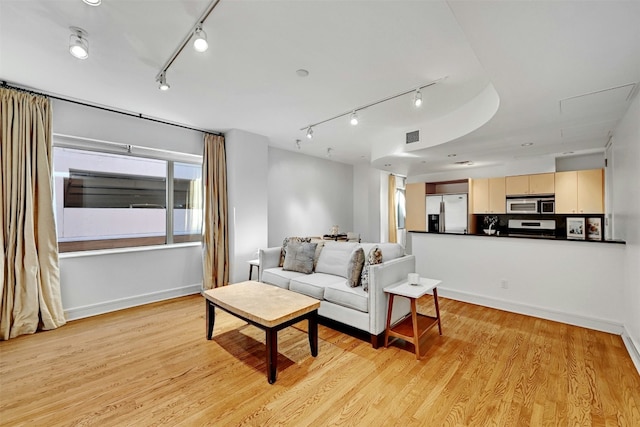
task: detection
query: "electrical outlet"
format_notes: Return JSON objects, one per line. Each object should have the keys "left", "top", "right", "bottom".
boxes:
{"left": 500, "top": 279, "right": 508, "bottom": 289}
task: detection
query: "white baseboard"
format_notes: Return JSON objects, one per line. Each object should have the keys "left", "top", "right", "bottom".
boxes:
{"left": 438, "top": 287, "right": 624, "bottom": 335}
{"left": 622, "top": 327, "right": 640, "bottom": 375}
{"left": 64, "top": 284, "right": 202, "bottom": 321}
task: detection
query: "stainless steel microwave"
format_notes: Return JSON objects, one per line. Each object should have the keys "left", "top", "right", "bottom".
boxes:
{"left": 506, "top": 198, "right": 554, "bottom": 214}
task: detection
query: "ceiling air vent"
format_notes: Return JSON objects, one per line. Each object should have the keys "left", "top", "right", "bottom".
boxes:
{"left": 406, "top": 130, "right": 420, "bottom": 144}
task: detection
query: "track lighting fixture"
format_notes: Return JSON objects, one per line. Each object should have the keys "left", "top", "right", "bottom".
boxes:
{"left": 414, "top": 89, "right": 423, "bottom": 107}
{"left": 350, "top": 111, "right": 359, "bottom": 126}
{"left": 193, "top": 25, "right": 208, "bottom": 52}
{"left": 69, "top": 27, "right": 89, "bottom": 60}
{"left": 300, "top": 76, "right": 446, "bottom": 138}
{"left": 326, "top": 148, "right": 333, "bottom": 158}
{"left": 295, "top": 139, "right": 301, "bottom": 150}
{"left": 158, "top": 72, "right": 170, "bottom": 91}
{"left": 82, "top": 0, "right": 101, "bottom": 6}
{"left": 155, "top": 0, "right": 221, "bottom": 90}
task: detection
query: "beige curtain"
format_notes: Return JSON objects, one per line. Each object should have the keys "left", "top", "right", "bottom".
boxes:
{"left": 0, "top": 87, "right": 66, "bottom": 340}
{"left": 202, "top": 133, "right": 229, "bottom": 289}
{"left": 388, "top": 174, "right": 397, "bottom": 243}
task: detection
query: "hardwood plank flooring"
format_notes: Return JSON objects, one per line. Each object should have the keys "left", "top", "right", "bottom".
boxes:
{"left": 1, "top": 294, "right": 639, "bottom": 426}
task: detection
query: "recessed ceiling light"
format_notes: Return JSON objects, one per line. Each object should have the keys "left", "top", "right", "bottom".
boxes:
{"left": 521, "top": 142, "right": 534, "bottom": 147}
{"left": 296, "top": 69, "right": 309, "bottom": 77}
{"left": 447, "top": 154, "right": 457, "bottom": 157}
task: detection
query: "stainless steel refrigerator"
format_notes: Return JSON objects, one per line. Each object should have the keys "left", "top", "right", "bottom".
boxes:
{"left": 426, "top": 193, "right": 468, "bottom": 234}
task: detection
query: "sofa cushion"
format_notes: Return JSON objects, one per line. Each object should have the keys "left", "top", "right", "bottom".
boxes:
{"left": 289, "top": 273, "right": 346, "bottom": 300}
{"left": 360, "top": 242, "right": 404, "bottom": 262}
{"left": 347, "top": 247, "right": 365, "bottom": 287}
{"left": 315, "top": 241, "right": 359, "bottom": 278}
{"left": 261, "top": 267, "right": 307, "bottom": 289}
{"left": 360, "top": 246, "right": 383, "bottom": 292}
{"left": 324, "top": 282, "right": 369, "bottom": 313}
{"left": 279, "top": 236, "right": 311, "bottom": 267}
{"left": 283, "top": 241, "right": 317, "bottom": 274}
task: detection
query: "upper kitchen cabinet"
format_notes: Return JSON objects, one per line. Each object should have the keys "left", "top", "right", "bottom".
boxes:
{"left": 471, "top": 177, "right": 506, "bottom": 214}
{"left": 405, "top": 182, "right": 426, "bottom": 231}
{"left": 505, "top": 173, "right": 555, "bottom": 196}
{"left": 555, "top": 169, "right": 604, "bottom": 214}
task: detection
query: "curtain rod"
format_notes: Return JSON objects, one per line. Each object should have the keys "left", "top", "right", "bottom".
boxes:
{"left": 1, "top": 81, "right": 222, "bottom": 136}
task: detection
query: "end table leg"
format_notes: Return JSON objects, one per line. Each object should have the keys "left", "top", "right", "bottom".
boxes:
{"left": 266, "top": 328, "right": 278, "bottom": 384}
{"left": 433, "top": 287, "right": 442, "bottom": 335}
{"left": 384, "top": 294, "right": 395, "bottom": 348}
{"left": 308, "top": 311, "right": 318, "bottom": 357}
{"left": 411, "top": 298, "right": 420, "bottom": 360}
{"left": 206, "top": 300, "right": 215, "bottom": 340}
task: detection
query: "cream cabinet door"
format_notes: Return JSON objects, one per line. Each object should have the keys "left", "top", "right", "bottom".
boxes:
{"left": 577, "top": 169, "right": 604, "bottom": 213}
{"left": 555, "top": 171, "right": 578, "bottom": 213}
{"left": 471, "top": 178, "right": 489, "bottom": 214}
{"left": 505, "top": 175, "right": 529, "bottom": 195}
{"left": 488, "top": 177, "right": 506, "bottom": 213}
{"left": 529, "top": 173, "right": 555, "bottom": 195}
{"left": 405, "top": 183, "right": 426, "bottom": 231}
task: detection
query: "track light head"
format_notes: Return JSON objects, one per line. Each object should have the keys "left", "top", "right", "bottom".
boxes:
{"left": 82, "top": 0, "right": 101, "bottom": 6}
{"left": 414, "top": 89, "right": 423, "bottom": 107}
{"left": 306, "top": 127, "right": 314, "bottom": 139}
{"left": 326, "top": 148, "right": 332, "bottom": 158}
{"left": 193, "top": 25, "right": 208, "bottom": 52}
{"left": 158, "top": 72, "right": 170, "bottom": 91}
{"left": 350, "top": 111, "right": 359, "bottom": 126}
{"left": 69, "top": 27, "right": 89, "bottom": 60}
{"left": 295, "top": 139, "right": 301, "bottom": 150}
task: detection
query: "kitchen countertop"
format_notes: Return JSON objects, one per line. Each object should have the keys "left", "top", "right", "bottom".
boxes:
{"left": 408, "top": 230, "right": 626, "bottom": 244}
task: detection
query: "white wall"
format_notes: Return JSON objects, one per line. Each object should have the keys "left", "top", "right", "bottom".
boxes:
{"left": 556, "top": 152, "right": 606, "bottom": 172}
{"left": 611, "top": 93, "right": 640, "bottom": 370}
{"left": 60, "top": 245, "right": 202, "bottom": 320}
{"left": 353, "top": 164, "right": 385, "bottom": 243}
{"left": 408, "top": 232, "right": 625, "bottom": 333}
{"left": 225, "top": 129, "right": 269, "bottom": 283}
{"left": 52, "top": 99, "right": 206, "bottom": 320}
{"left": 267, "top": 148, "right": 353, "bottom": 246}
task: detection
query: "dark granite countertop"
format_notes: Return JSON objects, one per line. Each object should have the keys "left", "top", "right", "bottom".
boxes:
{"left": 408, "top": 230, "right": 625, "bottom": 244}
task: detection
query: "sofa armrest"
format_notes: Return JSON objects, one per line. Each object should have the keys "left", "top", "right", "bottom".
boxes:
{"left": 258, "top": 247, "right": 281, "bottom": 282}
{"left": 368, "top": 254, "right": 415, "bottom": 335}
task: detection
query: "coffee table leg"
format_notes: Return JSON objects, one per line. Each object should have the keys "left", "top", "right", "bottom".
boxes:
{"left": 308, "top": 311, "right": 318, "bottom": 357}
{"left": 206, "top": 300, "right": 215, "bottom": 340}
{"left": 266, "top": 328, "right": 278, "bottom": 384}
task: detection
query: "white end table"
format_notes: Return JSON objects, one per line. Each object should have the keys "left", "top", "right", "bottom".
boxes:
{"left": 384, "top": 277, "right": 442, "bottom": 359}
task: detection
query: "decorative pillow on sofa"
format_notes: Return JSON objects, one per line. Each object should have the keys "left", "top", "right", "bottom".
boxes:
{"left": 315, "top": 242, "right": 359, "bottom": 278}
{"left": 283, "top": 241, "right": 318, "bottom": 274}
{"left": 279, "top": 237, "right": 312, "bottom": 267}
{"left": 360, "top": 246, "right": 383, "bottom": 292}
{"left": 347, "top": 247, "right": 365, "bottom": 287}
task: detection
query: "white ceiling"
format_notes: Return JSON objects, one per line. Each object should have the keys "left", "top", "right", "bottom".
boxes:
{"left": 1, "top": 0, "right": 639, "bottom": 177}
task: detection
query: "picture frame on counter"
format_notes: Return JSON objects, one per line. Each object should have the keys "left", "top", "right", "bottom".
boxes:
{"left": 587, "top": 217, "right": 603, "bottom": 241}
{"left": 567, "top": 217, "right": 586, "bottom": 240}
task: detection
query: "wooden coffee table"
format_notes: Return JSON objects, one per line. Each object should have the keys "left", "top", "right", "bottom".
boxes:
{"left": 203, "top": 281, "right": 321, "bottom": 384}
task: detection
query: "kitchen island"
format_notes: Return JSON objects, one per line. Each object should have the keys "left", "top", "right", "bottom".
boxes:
{"left": 407, "top": 231, "right": 625, "bottom": 335}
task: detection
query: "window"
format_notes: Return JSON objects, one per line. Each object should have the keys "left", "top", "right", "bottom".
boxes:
{"left": 53, "top": 146, "right": 202, "bottom": 252}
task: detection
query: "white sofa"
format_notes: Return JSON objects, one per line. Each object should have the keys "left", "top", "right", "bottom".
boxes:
{"left": 258, "top": 241, "right": 414, "bottom": 347}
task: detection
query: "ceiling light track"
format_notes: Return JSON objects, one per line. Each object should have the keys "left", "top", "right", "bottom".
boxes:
{"left": 155, "top": 0, "right": 222, "bottom": 90}
{"left": 299, "top": 76, "right": 447, "bottom": 133}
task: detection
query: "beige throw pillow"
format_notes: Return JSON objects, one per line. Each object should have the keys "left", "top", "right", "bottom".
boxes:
{"left": 282, "top": 242, "right": 317, "bottom": 274}
{"left": 347, "top": 247, "right": 365, "bottom": 287}
{"left": 279, "top": 237, "right": 311, "bottom": 267}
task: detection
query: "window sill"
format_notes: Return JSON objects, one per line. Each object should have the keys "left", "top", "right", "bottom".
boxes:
{"left": 59, "top": 242, "right": 201, "bottom": 259}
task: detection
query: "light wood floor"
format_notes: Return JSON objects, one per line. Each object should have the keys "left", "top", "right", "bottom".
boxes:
{"left": 1, "top": 295, "right": 639, "bottom": 426}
